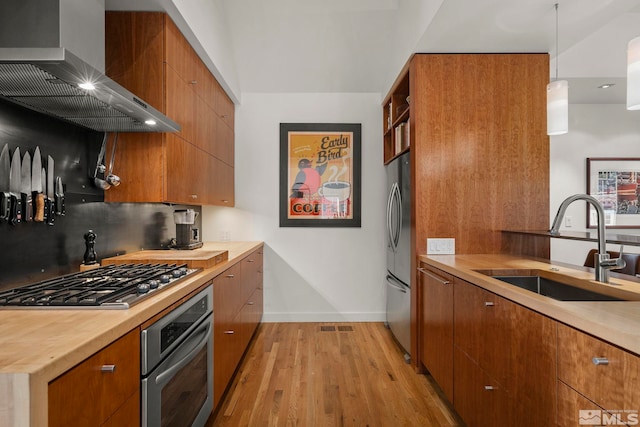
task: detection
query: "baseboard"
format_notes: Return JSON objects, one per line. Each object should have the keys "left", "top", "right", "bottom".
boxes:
{"left": 262, "top": 311, "right": 386, "bottom": 323}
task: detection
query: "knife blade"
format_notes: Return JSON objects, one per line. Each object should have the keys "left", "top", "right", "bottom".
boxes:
{"left": 21, "top": 151, "right": 32, "bottom": 222}
{"left": 55, "top": 176, "right": 65, "bottom": 215}
{"left": 9, "top": 147, "right": 22, "bottom": 225}
{"left": 32, "top": 147, "right": 44, "bottom": 222}
{"left": 0, "top": 144, "right": 10, "bottom": 222}
{"left": 46, "top": 155, "right": 54, "bottom": 225}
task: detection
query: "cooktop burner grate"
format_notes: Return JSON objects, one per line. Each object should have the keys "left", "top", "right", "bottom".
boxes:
{"left": 0, "top": 263, "right": 199, "bottom": 309}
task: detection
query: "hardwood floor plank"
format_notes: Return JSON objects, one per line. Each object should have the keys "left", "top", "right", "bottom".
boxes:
{"left": 210, "top": 323, "right": 462, "bottom": 427}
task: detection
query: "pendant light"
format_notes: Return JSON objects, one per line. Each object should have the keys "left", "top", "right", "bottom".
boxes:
{"left": 547, "top": 3, "right": 568, "bottom": 135}
{"left": 627, "top": 36, "right": 640, "bottom": 110}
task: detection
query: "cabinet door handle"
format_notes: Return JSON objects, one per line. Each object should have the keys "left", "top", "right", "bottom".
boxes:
{"left": 247, "top": 259, "right": 255, "bottom": 263}
{"left": 592, "top": 357, "right": 609, "bottom": 366}
{"left": 101, "top": 364, "right": 116, "bottom": 373}
{"left": 226, "top": 274, "right": 235, "bottom": 278}
{"left": 484, "top": 385, "right": 495, "bottom": 391}
{"left": 484, "top": 301, "right": 495, "bottom": 307}
{"left": 417, "top": 268, "right": 450, "bottom": 285}
{"left": 224, "top": 330, "right": 235, "bottom": 335}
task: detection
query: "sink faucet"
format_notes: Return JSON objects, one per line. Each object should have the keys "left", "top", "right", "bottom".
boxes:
{"left": 549, "top": 194, "right": 625, "bottom": 283}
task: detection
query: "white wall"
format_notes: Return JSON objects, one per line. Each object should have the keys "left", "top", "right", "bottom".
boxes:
{"left": 202, "top": 93, "right": 386, "bottom": 322}
{"left": 550, "top": 104, "right": 640, "bottom": 266}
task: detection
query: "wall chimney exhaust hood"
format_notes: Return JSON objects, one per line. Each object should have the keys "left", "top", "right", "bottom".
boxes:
{"left": 0, "top": 0, "right": 180, "bottom": 133}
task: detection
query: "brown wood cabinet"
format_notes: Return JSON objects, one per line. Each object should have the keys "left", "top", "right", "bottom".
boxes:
{"left": 557, "top": 322, "right": 640, "bottom": 425}
{"left": 383, "top": 54, "right": 550, "bottom": 366}
{"left": 417, "top": 263, "right": 454, "bottom": 402}
{"left": 105, "top": 12, "right": 234, "bottom": 206}
{"left": 450, "top": 278, "right": 556, "bottom": 426}
{"left": 213, "top": 248, "right": 264, "bottom": 408}
{"left": 48, "top": 329, "right": 140, "bottom": 427}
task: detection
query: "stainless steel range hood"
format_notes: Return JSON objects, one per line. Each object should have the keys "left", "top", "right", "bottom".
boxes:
{"left": 0, "top": 0, "right": 180, "bottom": 133}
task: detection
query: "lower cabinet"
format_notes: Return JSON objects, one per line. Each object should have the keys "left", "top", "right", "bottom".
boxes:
{"left": 557, "top": 322, "right": 640, "bottom": 426}
{"left": 213, "top": 247, "right": 264, "bottom": 408}
{"left": 421, "top": 267, "right": 556, "bottom": 426}
{"left": 418, "top": 263, "right": 454, "bottom": 401}
{"left": 48, "top": 329, "right": 140, "bottom": 427}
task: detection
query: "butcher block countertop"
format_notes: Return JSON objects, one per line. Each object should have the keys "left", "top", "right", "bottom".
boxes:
{"left": 0, "top": 241, "right": 263, "bottom": 427}
{"left": 421, "top": 254, "right": 640, "bottom": 356}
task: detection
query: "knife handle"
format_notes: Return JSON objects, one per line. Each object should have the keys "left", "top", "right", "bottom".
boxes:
{"left": 45, "top": 197, "right": 54, "bottom": 226}
{"left": 22, "top": 193, "right": 32, "bottom": 222}
{"left": 0, "top": 192, "right": 9, "bottom": 223}
{"left": 34, "top": 192, "right": 45, "bottom": 222}
{"left": 9, "top": 194, "right": 22, "bottom": 225}
{"left": 55, "top": 193, "right": 65, "bottom": 216}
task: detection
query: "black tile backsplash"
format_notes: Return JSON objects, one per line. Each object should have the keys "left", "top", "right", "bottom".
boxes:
{"left": 0, "top": 99, "right": 200, "bottom": 290}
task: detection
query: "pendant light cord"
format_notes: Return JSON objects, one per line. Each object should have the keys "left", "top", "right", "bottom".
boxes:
{"left": 555, "top": 3, "right": 559, "bottom": 82}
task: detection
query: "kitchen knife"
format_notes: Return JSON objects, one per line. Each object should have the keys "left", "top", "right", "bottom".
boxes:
{"left": 46, "top": 156, "right": 54, "bottom": 225}
{"left": 32, "top": 147, "right": 44, "bottom": 222}
{"left": 55, "top": 176, "right": 65, "bottom": 215}
{"left": 0, "top": 144, "right": 10, "bottom": 223}
{"left": 21, "top": 151, "right": 32, "bottom": 222}
{"left": 41, "top": 167, "right": 47, "bottom": 224}
{"left": 9, "top": 147, "right": 22, "bottom": 225}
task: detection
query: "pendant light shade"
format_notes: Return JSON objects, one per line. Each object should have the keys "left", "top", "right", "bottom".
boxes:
{"left": 627, "top": 36, "right": 640, "bottom": 110}
{"left": 547, "top": 79, "right": 568, "bottom": 135}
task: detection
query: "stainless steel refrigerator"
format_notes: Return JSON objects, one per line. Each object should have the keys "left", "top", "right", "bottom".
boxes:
{"left": 385, "top": 151, "right": 411, "bottom": 361}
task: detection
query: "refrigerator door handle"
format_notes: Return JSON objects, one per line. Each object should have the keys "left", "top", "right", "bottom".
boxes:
{"left": 386, "top": 274, "right": 408, "bottom": 292}
{"left": 387, "top": 182, "right": 399, "bottom": 251}
{"left": 393, "top": 183, "right": 402, "bottom": 248}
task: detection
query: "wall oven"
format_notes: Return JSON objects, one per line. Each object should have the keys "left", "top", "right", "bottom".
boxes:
{"left": 141, "top": 286, "right": 213, "bottom": 427}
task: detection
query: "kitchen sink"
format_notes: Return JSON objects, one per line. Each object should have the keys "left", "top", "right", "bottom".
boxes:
{"left": 490, "top": 275, "right": 622, "bottom": 301}
{"left": 475, "top": 269, "right": 640, "bottom": 302}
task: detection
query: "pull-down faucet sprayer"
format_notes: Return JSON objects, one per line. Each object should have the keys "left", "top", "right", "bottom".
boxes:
{"left": 550, "top": 194, "right": 625, "bottom": 283}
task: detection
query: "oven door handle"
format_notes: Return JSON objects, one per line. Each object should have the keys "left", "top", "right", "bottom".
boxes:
{"left": 155, "top": 317, "right": 212, "bottom": 387}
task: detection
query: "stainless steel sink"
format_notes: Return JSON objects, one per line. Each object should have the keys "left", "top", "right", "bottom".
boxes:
{"left": 491, "top": 275, "right": 623, "bottom": 301}
{"left": 474, "top": 268, "right": 640, "bottom": 302}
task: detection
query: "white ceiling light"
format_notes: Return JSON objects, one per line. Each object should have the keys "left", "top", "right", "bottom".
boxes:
{"left": 547, "top": 3, "right": 568, "bottom": 136}
{"left": 627, "top": 36, "right": 640, "bottom": 110}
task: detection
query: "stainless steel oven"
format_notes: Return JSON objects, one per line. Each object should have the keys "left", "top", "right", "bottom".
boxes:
{"left": 141, "top": 286, "right": 213, "bottom": 427}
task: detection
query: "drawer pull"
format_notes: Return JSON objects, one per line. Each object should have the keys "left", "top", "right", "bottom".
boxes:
{"left": 592, "top": 357, "right": 609, "bottom": 366}
{"left": 484, "top": 385, "right": 495, "bottom": 391}
{"left": 247, "top": 259, "right": 255, "bottom": 263}
{"left": 226, "top": 274, "right": 235, "bottom": 278}
{"left": 484, "top": 301, "right": 495, "bottom": 307}
{"left": 417, "top": 268, "right": 450, "bottom": 285}
{"left": 248, "top": 301, "right": 255, "bottom": 305}
{"left": 224, "top": 330, "right": 235, "bottom": 335}
{"left": 101, "top": 364, "right": 116, "bottom": 373}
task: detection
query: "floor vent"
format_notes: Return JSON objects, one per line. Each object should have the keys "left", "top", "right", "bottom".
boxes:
{"left": 338, "top": 326, "right": 354, "bottom": 332}
{"left": 320, "top": 326, "right": 336, "bottom": 332}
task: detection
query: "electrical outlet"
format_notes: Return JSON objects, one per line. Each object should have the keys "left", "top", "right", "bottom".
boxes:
{"left": 565, "top": 216, "right": 573, "bottom": 227}
{"left": 427, "top": 238, "right": 455, "bottom": 254}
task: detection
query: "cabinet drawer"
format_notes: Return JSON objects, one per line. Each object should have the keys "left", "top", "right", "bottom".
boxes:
{"left": 48, "top": 329, "right": 140, "bottom": 427}
{"left": 213, "top": 262, "right": 243, "bottom": 323}
{"left": 558, "top": 323, "right": 640, "bottom": 412}
{"left": 241, "top": 249, "right": 263, "bottom": 303}
{"left": 453, "top": 348, "right": 510, "bottom": 427}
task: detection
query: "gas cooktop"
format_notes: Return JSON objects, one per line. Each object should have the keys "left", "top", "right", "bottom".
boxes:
{"left": 0, "top": 263, "right": 199, "bottom": 309}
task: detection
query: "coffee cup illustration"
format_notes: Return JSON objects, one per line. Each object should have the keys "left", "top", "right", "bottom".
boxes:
{"left": 318, "top": 181, "right": 351, "bottom": 201}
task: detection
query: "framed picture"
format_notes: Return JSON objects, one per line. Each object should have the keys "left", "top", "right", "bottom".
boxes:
{"left": 587, "top": 157, "right": 640, "bottom": 228}
{"left": 279, "top": 123, "right": 361, "bottom": 227}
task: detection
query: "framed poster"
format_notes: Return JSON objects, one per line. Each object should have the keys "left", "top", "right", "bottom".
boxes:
{"left": 279, "top": 123, "right": 361, "bottom": 227}
{"left": 587, "top": 157, "right": 640, "bottom": 228}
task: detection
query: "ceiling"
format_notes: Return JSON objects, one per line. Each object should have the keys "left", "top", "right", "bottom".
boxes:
{"left": 107, "top": 0, "right": 640, "bottom": 104}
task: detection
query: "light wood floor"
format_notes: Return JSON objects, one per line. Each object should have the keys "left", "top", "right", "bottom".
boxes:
{"left": 209, "top": 322, "right": 463, "bottom": 427}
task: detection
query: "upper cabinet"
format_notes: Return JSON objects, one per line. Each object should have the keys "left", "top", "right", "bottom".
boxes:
{"left": 383, "top": 67, "right": 410, "bottom": 164}
{"left": 105, "top": 12, "right": 235, "bottom": 206}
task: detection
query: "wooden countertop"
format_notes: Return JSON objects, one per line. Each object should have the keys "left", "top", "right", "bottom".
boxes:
{"left": 420, "top": 254, "right": 640, "bottom": 356}
{"left": 0, "top": 241, "right": 263, "bottom": 427}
